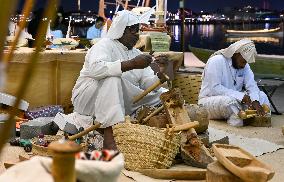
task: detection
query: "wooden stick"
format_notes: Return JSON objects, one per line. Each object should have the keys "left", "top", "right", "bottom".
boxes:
{"left": 133, "top": 80, "right": 162, "bottom": 104}
{"left": 49, "top": 140, "right": 81, "bottom": 182}
{"left": 0, "top": 0, "right": 58, "bottom": 154}
{"left": 68, "top": 122, "right": 101, "bottom": 141}
{"left": 164, "top": 121, "right": 199, "bottom": 133}
{"left": 133, "top": 73, "right": 170, "bottom": 104}
{"left": 143, "top": 105, "right": 164, "bottom": 123}
{"left": 3, "top": 0, "right": 35, "bottom": 65}
{"left": 0, "top": 0, "right": 17, "bottom": 61}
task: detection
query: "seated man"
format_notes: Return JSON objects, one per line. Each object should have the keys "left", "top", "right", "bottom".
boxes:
{"left": 198, "top": 39, "right": 270, "bottom": 126}
{"left": 71, "top": 10, "right": 167, "bottom": 149}
{"left": 86, "top": 16, "right": 104, "bottom": 39}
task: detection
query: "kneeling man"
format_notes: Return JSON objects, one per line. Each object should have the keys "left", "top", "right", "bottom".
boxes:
{"left": 198, "top": 39, "right": 270, "bottom": 126}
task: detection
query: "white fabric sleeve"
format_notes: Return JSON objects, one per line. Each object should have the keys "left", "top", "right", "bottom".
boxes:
{"left": 205, "top": 58, "right": 245, "bottom": 101}
{"left": 243, "top": 64, "right": 260, "bottom": 102}
{"left": 140, "top": 67, "right": 160, "bottom": 90}
{"left": 86, "top": 45, "right": 122, "bottom": 80}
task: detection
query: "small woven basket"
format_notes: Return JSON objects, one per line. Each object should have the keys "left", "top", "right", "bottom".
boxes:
{"left": 172, "top": 73, "right": 202, "bottom": 104}
{"left": 113, "top": 121, "right": 181, "bottom": 171}
{"left": 31, "top": 135, "right": 63, "bottom": 156}
{"left": 31, "top": 135, "right": 87, "bottom": 156}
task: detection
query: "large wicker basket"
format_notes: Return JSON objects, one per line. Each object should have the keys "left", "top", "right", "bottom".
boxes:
{"left": 172, "top": 73, "right": 202, "bottom": 104}
{"left": 113, "top": 121, "right": 181, "bottom": 171}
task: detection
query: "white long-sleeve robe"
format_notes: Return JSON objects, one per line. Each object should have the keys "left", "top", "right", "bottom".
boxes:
{"left": 198, "top": 55, "right": 269, "bottom": 121}
{"left": 71, "top": 38, "right": 165, "bottom": 128}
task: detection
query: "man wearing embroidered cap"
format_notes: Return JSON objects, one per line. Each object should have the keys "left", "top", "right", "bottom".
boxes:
{"left": 198, "top": 39, "right": 270, "bottom": 126}
{"left": 70, "top": 10, "right": 167, "bottom": 149}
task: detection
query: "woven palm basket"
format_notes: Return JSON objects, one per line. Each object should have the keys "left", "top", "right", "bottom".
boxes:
{"left": 113, "top": 121, "right": 181, "bottom": 171}
{"left": 172, "top": 73, "right": 202, "bottom": 104}
{"left": 31, "top": 135, "right": 86, "bottom": 156}
{"left": 31, "top": 135, "right": 63, "bottom": 156}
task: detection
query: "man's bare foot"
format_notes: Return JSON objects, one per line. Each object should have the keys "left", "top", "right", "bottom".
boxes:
{"left": 103, "top": 126, "right": 117, "bottom": 150}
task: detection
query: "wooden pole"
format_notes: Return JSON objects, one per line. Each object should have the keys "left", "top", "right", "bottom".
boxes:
{"left": 3, "top": 0, "right": 35, "bottom": 65}
{"left": 49, "top": 140, "right": 81, "bottom": 182}
{"left": 124, "top": 0, "right": 129, "bottom": 10}
{"left": 68, "top": 122, "right": 101, "bottom": 140}
{"left": 180, "top": 0, "right": 185, "bottom": 54}
{"left": 0, "top": 0, "right": 58, "bottom": 154}
{"left": 98, "top": 0, "right": 106, "bottom": 19}
{"left": 0, "top": 0, "right": 17, "bottom": 62}
{"left": 145, "top": 0, "right": 151, "bottom": 7}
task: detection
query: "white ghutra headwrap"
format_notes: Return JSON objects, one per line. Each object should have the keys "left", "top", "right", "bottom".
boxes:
{"left": 107, "top": 8, "right": 155, "bottom": 40}
{"left": 210, "top": 38, "right": 257, "bottom": 63}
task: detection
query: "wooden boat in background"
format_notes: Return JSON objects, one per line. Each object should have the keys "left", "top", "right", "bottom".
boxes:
{"left": 213, "top": 144, "right": 274, "bottom": 182}
{"left": 226, "top": 27, "right": 283, "bottom": 37}
{"left": 188, "top": 45, "right": 284, "bottom": 79}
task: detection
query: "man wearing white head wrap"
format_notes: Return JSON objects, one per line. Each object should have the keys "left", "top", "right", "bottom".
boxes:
{"left": 198, "top": 39, "right": 270, "bottom": 126}
{"left": 71, "top": 10, "right": 168, "bottom": 149}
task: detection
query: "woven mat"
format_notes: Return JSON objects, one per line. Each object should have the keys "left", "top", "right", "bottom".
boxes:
{"left": 208, "top": 127, "right": 284, "bottom": 156}
{"left": 0, "top": 144, "right": 30, "bottom": 174}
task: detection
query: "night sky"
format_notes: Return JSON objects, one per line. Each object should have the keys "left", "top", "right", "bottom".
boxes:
{"left": 19, "top": 0, "right": 284, "bottom": 13}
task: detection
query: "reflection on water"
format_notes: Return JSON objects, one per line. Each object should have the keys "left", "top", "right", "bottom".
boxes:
{"left": 170, "top": 23, "right": 284, "bottom": 55}
{"left": 226, "top": 37, "right": 280, "bottom": 44}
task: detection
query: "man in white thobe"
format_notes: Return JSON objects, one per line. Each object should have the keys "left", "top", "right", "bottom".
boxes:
{"left": 71, "top": 10, "right": 167, "bottom": 149}
{"left": 198, "top": 39, "right": 270, "bottom": 126}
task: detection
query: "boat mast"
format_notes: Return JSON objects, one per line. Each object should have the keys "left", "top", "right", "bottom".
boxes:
{"left": 98, "top": 0, "right": 106, "bottom": 18}
{"left": 124, "top": 0, "right": 129, "bottom": 10}
{"left": 155, "top": 0, "right": 166, "bottom": 26}
{"left": 145, "top": 0, "right": 150, "bottom": 7}
{"left": 77, "top": 0, "right": 80, "bottom": 11}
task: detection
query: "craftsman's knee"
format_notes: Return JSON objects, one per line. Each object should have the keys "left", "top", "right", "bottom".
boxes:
{"left": 259, "top": 91, "right": 270, "bottom": 107}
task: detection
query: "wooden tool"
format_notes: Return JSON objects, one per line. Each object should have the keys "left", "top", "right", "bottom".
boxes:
{"left": 212, "top": 144, "right": 275, "bottom": 182}
{"left": 138, "top": 164, "right": 206, "bottom": 180}
{"left": 133, "top": 52, "right": 175, "bottom": 104}
{"left": 142, "top": 105, "right": 164, "bottom": 123}
{"left": 238, "top": 104, "right": 270, "bottom": 119}
{"left": 48, "top": 140, "right": 81, "bottom": 182}
{"left": 163, "top": 121, "right": 199, "bottom": 133}
{"left": 207, "top": 161, "right": 244, "bottom": 182}
{"left": 68, "top": 122, "right": 101, "bottom": 141}
{"left": 133, "top": 73, "right": 169, "bottom": 104}
{"left": 160, "top": 88, "right": 214, "bottom": 168}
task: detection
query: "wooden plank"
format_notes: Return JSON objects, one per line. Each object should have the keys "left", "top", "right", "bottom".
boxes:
{"left": 138, "top": 164, "right": 206, "bottom": 180}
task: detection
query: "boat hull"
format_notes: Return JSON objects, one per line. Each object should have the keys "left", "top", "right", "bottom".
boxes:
{"left": 212, "top": 144, "right": 275, "bottom": 182}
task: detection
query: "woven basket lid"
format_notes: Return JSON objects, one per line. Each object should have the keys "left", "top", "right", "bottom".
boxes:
{"left": 0, "top": 92, "right": 29, "bottom": 111}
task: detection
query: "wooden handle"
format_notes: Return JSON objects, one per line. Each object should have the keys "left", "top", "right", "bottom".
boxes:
{"left": 143, "top": 105, "right": 164, "bottom": 123}
{"left": 49, "top": 141, "right": 81, "bottom": 182}
{"left": 246, "top": 114, "right": 257, "bottom": 118}
{"left": 133, "top": 80, "right": 162, "bottom": 104}
{"left": 164, "top": 121, "right": 199, "bottom": 133}
{"left": 68, "top": 122, "right": 101, "bottom": 140}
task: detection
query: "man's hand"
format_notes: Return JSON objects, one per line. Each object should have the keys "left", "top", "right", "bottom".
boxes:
{"left": 241, "top": 94, "right": 252, "bottom": 106}
{"left": 251, "top": 100, "right": 265, "bottom": 116}
{"left": 132, "top": 54, "right": 152, "bottom": 69}
{"left": 121, "top": 54, "right": 152, "bottom": 72}
{"left": 154, "top": 55, "right": 169, "bottom": 73}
